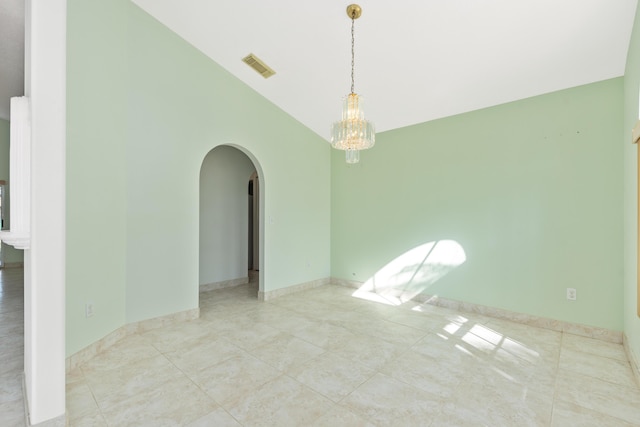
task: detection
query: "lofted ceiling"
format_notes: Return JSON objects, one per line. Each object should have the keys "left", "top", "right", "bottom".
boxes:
{"left": 0, "top": 1, "right": 637, "bottom": 136}
{"left": 131, "top": 0, "right": 638, "bottom": 138}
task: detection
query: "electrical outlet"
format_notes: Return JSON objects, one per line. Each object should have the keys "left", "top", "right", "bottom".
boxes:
{"left": 85, "top": 302, "right": 94, "bottom": 318}
{"left": 566, "top": 288, "right": 577, "bottom": 301}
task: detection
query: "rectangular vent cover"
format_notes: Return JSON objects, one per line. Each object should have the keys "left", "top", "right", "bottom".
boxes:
{"left": 242, "top": 53, "right": 276, "bottom": 79}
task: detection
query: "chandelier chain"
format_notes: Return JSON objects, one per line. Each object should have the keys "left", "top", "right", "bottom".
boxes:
{"left": 351, "top": 13, "right": 355, "bottom": 94}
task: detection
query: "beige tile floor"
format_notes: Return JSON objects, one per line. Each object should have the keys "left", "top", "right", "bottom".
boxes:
{"left": 2, "top": 268, "right": 640, "bottom": 426}
{"left": 0, "top": 267, "right": 26, "bottom": 427}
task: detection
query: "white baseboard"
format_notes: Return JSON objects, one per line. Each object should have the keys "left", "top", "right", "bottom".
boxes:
{"left": 259, "top": 277, "right": 331, "bottom": 301}
{"left": 30, "top": 413, "right": 66, "bottom": 427}
{"left": 332, "top": 278, "right": 622, "bottom": 344}
{"left": 66, "top": 307, "right": 199, "bottom": 372}
{"left": 200, "top": 276, "right": 248, "bottom": 292}
{"left": 624, "top": 333, "right": 640, "bottom": 388}
{"left": 21, "top": 373, "right": 29, "bottom": 426}
{"left": 22, "top": 373, "right": 66, "bottom": 426}
{"left": 2, "top": 262, "right": 24, "bottom": 269}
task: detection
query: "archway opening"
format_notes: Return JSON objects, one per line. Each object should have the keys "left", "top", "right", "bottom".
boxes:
{"left": 199, "top": 145, "right": 263, "bottom": 297}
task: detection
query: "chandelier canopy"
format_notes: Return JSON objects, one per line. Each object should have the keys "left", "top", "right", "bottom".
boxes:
{"left": 330, "top": 4, "right": 375, "bottom": 164}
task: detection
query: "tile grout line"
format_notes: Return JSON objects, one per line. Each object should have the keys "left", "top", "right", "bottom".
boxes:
{"left": 158, "top": 351, "right": 242, "bottom": 427}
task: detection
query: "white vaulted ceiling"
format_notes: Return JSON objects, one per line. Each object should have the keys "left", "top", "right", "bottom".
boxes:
{"left": 0, "top": 1, "right": 637, "bottom": 134}
{"left": 131, "top": 0, "right": 638, "bottom": 138}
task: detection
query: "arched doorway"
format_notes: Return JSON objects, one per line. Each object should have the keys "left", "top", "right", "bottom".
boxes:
{"left": 199, "top": 145, "right": 263, "bottom": 295}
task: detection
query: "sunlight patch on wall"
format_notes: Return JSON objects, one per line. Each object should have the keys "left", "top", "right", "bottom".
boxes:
{"left": 352, "top": 240, "right": 466, "bottom": 306}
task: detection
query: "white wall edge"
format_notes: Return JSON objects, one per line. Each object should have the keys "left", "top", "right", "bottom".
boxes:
{"left": 24, "top": 0, "right": 67, "bottom": 424}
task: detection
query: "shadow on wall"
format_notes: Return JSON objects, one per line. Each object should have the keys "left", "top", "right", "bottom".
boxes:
{"left": 353, "top": 240, "right": 466, "bottom": 306}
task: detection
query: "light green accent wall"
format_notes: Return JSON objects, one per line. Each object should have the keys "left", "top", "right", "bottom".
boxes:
{"left": 0, "top": 118, "right": 24, "bottom": 265}
{"left": 124, "top": 4, "right": 330, "bottom": 323}
{"left": 199, "top": 146, "right": 256, "bottom": 285}
{"left": 332, "top": 79, "right": 624, "bottom": 331}
{"left": 66, "top": 1, "right": 330, "bottom": 354}
{"left": 624, "top": 1, "right": 640, "bottom": 366}
{"left": 66, "top": 0, "right": 128, "bottom": 355}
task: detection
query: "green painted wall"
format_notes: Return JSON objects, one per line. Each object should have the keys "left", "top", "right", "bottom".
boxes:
{"left": 124, "top": 4, "right": 330, "bottom": 323}
{"left": 0, "top": 118, "right": 24, "bottom": 265}
{"left": 66, "top": 0, "right": 629, "bottom": 356}
{"left": 624, "top": 2, "right": 640, "bottom": 367}
{"left": 332, "top": 78, "right": 624, "bottom": 331}
{"left": 66, "top": 1, "right": 330, "bottom": 354}
{"left": 66, "top": 0, "right": 128, "bottom": 355}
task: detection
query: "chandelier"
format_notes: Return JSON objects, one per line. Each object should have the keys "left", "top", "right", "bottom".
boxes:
{"left": 330, "top": 4, "right": 375, "bottom": 164}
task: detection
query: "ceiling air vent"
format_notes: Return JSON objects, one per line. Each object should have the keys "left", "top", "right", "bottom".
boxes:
{"left": 242, "top": 53, "right": 276, "bottom": 79}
